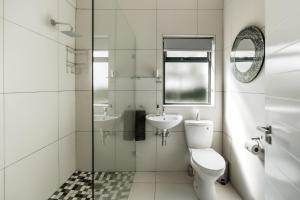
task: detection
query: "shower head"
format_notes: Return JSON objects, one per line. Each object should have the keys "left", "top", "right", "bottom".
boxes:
{"left": 50, "top": 18, "right": 81, "bottom": 38}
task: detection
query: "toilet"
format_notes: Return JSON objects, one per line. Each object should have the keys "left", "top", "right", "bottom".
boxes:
{"left": 184, "top": 120, "right": 225, "bottom": 200}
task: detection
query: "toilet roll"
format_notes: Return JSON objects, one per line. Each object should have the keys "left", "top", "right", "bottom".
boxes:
{"left": 244, "top": 140, "right": 260, "bottom": 155}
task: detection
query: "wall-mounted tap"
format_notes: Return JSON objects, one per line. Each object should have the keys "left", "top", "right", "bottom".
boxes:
{"left": 162, "top": 106, "right": 166, "bottom": 119}
{"left": 103, "top": 104, "right": 112, "bottom": 117}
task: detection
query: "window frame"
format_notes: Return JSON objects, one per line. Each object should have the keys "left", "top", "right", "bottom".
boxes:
{"left": 162, "top": 36, "right": 215, "bottom": 107}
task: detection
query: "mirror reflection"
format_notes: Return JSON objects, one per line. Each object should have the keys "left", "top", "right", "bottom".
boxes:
{"left": 231, "top": 26, "right": 265, "bottom": 83}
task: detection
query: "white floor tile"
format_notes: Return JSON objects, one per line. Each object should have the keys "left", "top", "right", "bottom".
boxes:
{"left": 134, "top": 172, "right": 156, "bottom": 183}
{"left": 216, "top": 183, "right": 242, "bottom": 200}
{"left": 156, "top": 171, "right": 193, "bottom": 183}
{"left": 128, "top": 183, "right": 155, "bottom": 200}
{"left": 155, "top": 183, "right": 198, "bottom": 200}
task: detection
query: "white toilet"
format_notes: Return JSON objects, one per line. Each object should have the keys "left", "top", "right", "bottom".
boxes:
{"left": 184, "top": 120, "right": 225, "bottom": 200}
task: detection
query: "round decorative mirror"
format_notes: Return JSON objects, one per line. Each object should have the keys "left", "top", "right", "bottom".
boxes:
{"left": 231, "top": 26, "right": 265, "bottom": 83}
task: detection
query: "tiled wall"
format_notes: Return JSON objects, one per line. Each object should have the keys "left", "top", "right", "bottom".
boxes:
{"left": 223, "top": 0, "right": 265, "bottom": 199}
{"left": 265, "top": 0, "right": 300, "bottom": 199}
{"left": 0, "top": 0, "right": 76, "bottom": 199}
{"left": 76, "top": 0, "right": 224, "bottom": 172}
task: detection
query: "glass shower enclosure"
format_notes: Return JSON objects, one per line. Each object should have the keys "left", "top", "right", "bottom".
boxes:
{"left": 92, "top": 1, "right": 137, "bottom": 199}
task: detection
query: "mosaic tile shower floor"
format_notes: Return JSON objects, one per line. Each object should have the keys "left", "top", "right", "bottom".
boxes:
{"left": 49, "top": 171, "right": 135, "bottom": 200}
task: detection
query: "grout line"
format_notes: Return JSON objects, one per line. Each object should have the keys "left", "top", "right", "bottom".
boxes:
{"left": 4, "top": 90, "right": 76, "bottom": 95}
{"left": 4, "top": 140, "right": 58, "bottom": 169}
{"left": 3, "top": 18, "right": 75, "bottom": 50}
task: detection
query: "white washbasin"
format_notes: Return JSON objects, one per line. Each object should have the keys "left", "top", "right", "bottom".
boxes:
{"left": 94, "top": 114, "right": 121, "bottom": 129}
{"left": 146, "top": 114, "right": 183, "bottom": 130}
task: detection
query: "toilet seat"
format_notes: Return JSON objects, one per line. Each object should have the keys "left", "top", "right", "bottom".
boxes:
{"left": 191, "top": 148, "right": 225, "bottom": 175}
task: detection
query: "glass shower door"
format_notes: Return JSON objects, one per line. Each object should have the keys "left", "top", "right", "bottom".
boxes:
{"left": 92, "top": 1, "right": 137, "bottom": 199}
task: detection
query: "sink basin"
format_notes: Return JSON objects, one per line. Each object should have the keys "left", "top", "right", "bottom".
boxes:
{"left": 94, "top": 114, "right": 121, "bottom": 129}
{"left": 146, "top": 114, "right": 183, "bottom": 130}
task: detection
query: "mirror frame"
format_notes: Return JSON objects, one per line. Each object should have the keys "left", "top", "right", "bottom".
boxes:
{"left": 231, "top": 26, "right": 265, "bottom": 83}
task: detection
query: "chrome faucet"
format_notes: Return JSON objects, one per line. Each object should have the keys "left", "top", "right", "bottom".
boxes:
{"left": 162, "top": 106, "right": 166, "bottom": 119}
{"left": 103, "top": 104, "right": 112, "bottom": 117}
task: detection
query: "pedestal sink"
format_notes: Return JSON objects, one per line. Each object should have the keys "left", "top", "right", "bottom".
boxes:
{"left": 146, "top": 114, "right": 183, "bottom": 146}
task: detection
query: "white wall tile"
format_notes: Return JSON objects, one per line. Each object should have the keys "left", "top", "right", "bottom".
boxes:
{"left": 224, "top": 0, "right": 232, "bottom": 49}
{"left": 224, "top": 0, "right": 265, "bottom": 199}
{"left": 135, "top": 79, "right": 157, "bottom": 91}
{"left": 0, "top": 19, "right": 3, "bottom": 93}
{"left": 115, "top": 132, "right": 136, "bottom": 171}
{"left": 58, "top": 0, "right": 75, "bottom": 48}
{"left": 157, "top": 132, "right": 189, "bottom": 171}
{"left": 117, "top": 0, "right": 156, "bottom": 9}
{"left": 59, "top": 133, "right": 76, "bottom": 184}
{"left": 59, "top": 91, "right": 76, "bottom": 138}
{"left": 222, "top": 133, "right": 232, "bottom": 162}
{"left": 75, "top": 50, "right": 93, "bottom": 90}
{"left": 75, "top": 10, "right": 92, "bottom": 50}
{"left": 135, "top": 91, "right": 157, "bottom": 114}
{"left": 5, "top": 92, "right": 58, "bottom": 166}
{"left": 157, "top": 0, "right": 197, "bottom": 9}
{"left": 5, "top": 143, "right": 59, "bottom": 200}
{"left": 136, "top": 50, "right": 157, "bottom": 77}
{"left": 4, "top": 22, "right": 58, "bottom": 93}
{"left": 76, "top": 132, "right": 92, "bottom": 171}
{"left": 115, "top": 11, "right": 136, "bottom": 50}
{"left": 94, "top": 130, "right": 115, "bottom": 171}
{"left": 231, "top": 0, "right": 264, "bottom": 44}
{"left": 94, "top": 10, "right": 116, "bottom": 50}
{"left": 76, "top": 0, "right": 92, "bottom": 9}
{"left": 0, "top": 95, "right": 3, "bottom": 169}
{"left": 198, "top": 0, "right": 224, "bottom": 9}
{"left": 0, "top": 0, "right": 3, "bottom": 17}
{"left": 224, "top": 92, "right": 265, "bottom": 142}
{"left": 136, "top": 132, "right": 156, "bottom": 171}
{"left": 77, "top": 0, "right": 115, "bottom": 9}
{"left": 230, "top": 141, "right": 265, "bottom": 200}
{"left": 0, "top": 169, "right": 3, "bottom": 200}
{"left": 198, "top": 10, "right": 223, "bottom": 51}
{"left": 66, "top": 0, "right": 76, "bottom": 8}
{"left": 115, "top": 78, "right": 135, "bottom": 90}
{"left": 121, "top": 10, "right": 156, "bottom": 50}
{"left": 59, "top": 44, "right": 75, "bottom": 91}
{"left": 157, "top": 10, "right": 197, "bottom": 50}
{"left": 115, "top": 50, "right": 136, "bottom": 77}
{"left": 4, "top": 0, "right": 58, "bottom": 40}
{"left": 212, "top": 131, "right": 222, "bottom": 154}
{"left": 76, "top": 91, "right": 92, "bottom": 132}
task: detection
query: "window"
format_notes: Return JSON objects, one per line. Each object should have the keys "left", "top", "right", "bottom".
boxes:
{"left": 163, "top": 37, "right": 214, "bottom": 106}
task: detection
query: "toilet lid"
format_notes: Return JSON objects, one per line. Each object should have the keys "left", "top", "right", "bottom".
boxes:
{"left": 191, "top": 148, "right": 225, "bottom": 171}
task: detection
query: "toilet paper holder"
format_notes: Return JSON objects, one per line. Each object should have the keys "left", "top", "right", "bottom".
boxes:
{"left": 245, "top": 137, "right": 263, "bottom": 155}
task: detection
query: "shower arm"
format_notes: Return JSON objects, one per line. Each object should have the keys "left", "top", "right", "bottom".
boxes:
{"left": 50, "top": 19, "right": 74, "bottom": 31}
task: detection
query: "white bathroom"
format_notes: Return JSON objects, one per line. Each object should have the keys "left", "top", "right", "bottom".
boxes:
{"left": 0, "top": 0, "right": 299, "bottom": 200}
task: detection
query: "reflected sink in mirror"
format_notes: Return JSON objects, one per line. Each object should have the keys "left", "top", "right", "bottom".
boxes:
{"left": 146, "top": 114, "right": 183, "bottom": 130}
{"left": 94, "top": 114, "right": 121, "bottom": 129}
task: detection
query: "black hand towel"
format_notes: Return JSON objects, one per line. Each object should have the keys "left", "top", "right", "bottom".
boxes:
{"left": 135, "top": 110, "right": 146, "bottom": 141}
{"left": 123, "top": 110, "right": 135, "bottom": 141}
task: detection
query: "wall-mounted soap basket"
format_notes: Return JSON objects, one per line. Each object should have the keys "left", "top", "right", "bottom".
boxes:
{"left": 66, "top": 46, "right": 90, "bottom": 74}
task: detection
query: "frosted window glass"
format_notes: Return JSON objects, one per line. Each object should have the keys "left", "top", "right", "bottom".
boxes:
{"left": 165, "top": 62, "right": 209, "bottom": 104}
{"left": 93, "top": 62, "right": 109, "bottom": 104}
